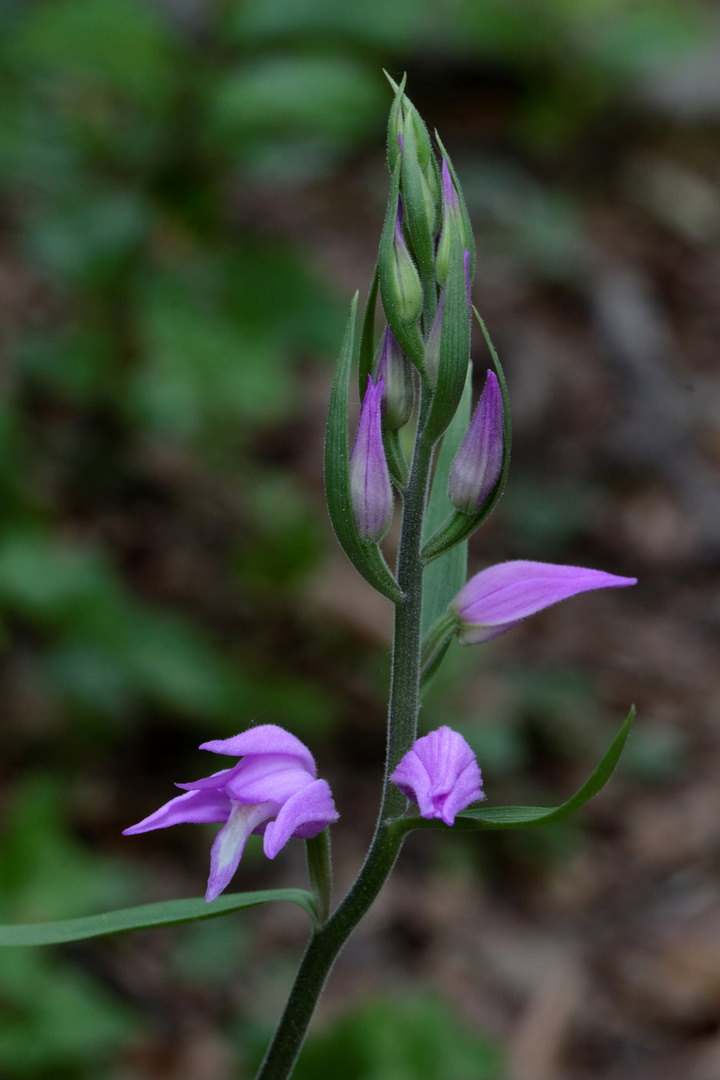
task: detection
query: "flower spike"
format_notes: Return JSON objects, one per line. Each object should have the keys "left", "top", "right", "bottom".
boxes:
{"left": 452, "top": 561, "right": 637, "bottom": 644}
{"left": 349, "top": 375, "right": 394, "bottom": 542}
{"left": 391, "top": 727, "right": 484, "bottom": 825}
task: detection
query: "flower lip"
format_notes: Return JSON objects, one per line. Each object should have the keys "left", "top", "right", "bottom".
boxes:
{"left": 453, "top": 560, "right": 637, "bottom": 644}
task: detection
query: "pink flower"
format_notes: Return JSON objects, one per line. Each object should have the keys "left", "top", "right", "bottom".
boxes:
{"left": 453, "top": 560, "right": 637, "bottom": 644}
{"left": 124, "top": 725, "right": 339, "bottom": 902}
{"left": 391, "top": 726, "right": 484, "bottom": 826}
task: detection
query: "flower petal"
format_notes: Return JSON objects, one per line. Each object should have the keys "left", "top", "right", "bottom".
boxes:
{"left": 453, "top": 560, "right": 637, "bottom": 643}
{"left": 225, "top": 754, "right": 315, "bottom": 804}
{"left": 199, "top": 724, "right": 316, "bottom": 775}
{"left": 391, "top": 727, "right": 484, "bottom": 825}
{"left": 206, "top": 801, "right": 275, "bottom": 902}
{"left": 412, "top": 725, "right": 477, "bottom": 797}
{"left": 175, "top": 764, "right": 243, "bottom": 791}
{"left": 391, "top": 749, "right": 435, "bottom": 818}
{"left": 436, "top": 759, "right": 484, "bottom": 825}
{"left": 123, "top": 789, "right": 231, "bottom": 834}
{"left": 262, "top": 779, "right": 339, "bottom": 860}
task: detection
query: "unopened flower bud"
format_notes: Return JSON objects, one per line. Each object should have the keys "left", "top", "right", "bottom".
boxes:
{"left": 373, "top": 326, "right": 414, "bottom": 429}
{"left": 349, "top": 375, "right": 394, "bottom": 542}
{"left": 452, "top": 562, "right": 637, "bottom": 645}
{"left": 423, "top": 290, "right": 444, "bottom": 386}
{"left": 391, "top": 200, "right": 423, "bottom": 323}
{"left": 391, "top": 726, "right": 484, "bottom": 825}
{"left": 436, "top": 159, "right": 470, "bottom": 287}
{"left": 448, "top": 370, "right": 504, "bottom": 513}
{"left": 409, "top": 107, "right": 432, "bottom": 171}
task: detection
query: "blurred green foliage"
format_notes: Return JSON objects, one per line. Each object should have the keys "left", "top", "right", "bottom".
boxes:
{"left": 0, "top": 0, "right": 708, "bottom": 1073}
{"left": 0, "top": 780, "right": 141, "bottom": 1076}
{"left": 292, "top": 991, "right": 503, "bottom": 1080}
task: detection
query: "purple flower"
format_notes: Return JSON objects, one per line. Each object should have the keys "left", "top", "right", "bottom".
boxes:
{"left": 391, "top": 727, "right": 484, "bottom": 825}
{"left": 452, "top": 561, "right": 637, "bottom": 644}
{"left": 448, "top": 369, "right": 504, "bottom": 513}
{"left": 373, "top": 326, "right": 414, "bottom": 429}
{"left": 124, "top": 725, "right": 339, "bottom": 903}
{"left": 349, "top": 375, "right": 393, "bottom": 542}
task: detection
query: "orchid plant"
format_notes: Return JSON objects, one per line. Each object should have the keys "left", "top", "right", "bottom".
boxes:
{"left": 0, "top": 76, "right": 637, "bottom": 1079}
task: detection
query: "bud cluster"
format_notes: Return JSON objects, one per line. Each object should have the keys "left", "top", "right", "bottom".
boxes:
{"left": 345, "top": 75, "right": 507, "bottom": 553}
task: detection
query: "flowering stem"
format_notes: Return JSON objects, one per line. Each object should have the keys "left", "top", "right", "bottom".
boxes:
{"left": 254, "top": 388, "right": 435, "bottom": 1080}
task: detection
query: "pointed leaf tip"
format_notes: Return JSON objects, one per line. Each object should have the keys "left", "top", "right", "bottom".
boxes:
{"left": 396, "top": 707, "right": 635, "bottom": 834}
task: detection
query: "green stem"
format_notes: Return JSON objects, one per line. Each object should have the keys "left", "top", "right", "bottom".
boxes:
{"left": 305, "top": 830, "right": 333, "bottom": 926}
{"left": 254, "top": 390, "right": 436, "bottom": 1080}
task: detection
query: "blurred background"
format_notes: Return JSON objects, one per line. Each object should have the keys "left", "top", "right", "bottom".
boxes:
{"left": 1, "top": 0, "right": 720, "bottom": 1077}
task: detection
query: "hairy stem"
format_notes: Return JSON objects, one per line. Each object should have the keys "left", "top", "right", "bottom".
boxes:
{"left": 254, "top": 391, "right": 436, "bottom": 1080}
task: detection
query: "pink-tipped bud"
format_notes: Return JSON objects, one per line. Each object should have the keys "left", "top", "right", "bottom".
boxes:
{"left": 349, "top": 375, "right": 394, "bottom": 542}
{"left": 391, "top": 200, "right": 423, "bottom": 323}
{"left": 448, "top": 370, "right": 504, "bottom": 513}
{"left": 436, "top": 159, "right": 471, "bottom": 287}
{"left": 373, "top": 326, "right": 414, "bottom": 429}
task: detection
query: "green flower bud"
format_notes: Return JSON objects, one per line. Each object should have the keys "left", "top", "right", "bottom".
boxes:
{"left": 373, "top": 326, "right": 415, "bottom": 429}
{"left": 391, "top": 200, "right": 423, "bottom": 323}
{"left": 436, "top": 158, "right": 472, "bottom": 287}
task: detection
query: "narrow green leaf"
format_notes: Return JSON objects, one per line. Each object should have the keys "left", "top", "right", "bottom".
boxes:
{"left": 422, "top": 312, "right": 512, "bottom": 564}
{"left": 0, "top": 889, "right": 316, "bottom": 947}
{"left": 398, "top": 708, "right": 635, "bottom": 834}
{"left": 324, "top": 297, "right": 403, "bottom": 603}
{"left": 377, "top": 161, "right": 426, "bottom": 369}
{"left": 358, "top": 263, "right": 379, "bottom": 399}
{"left": 420, "top": 362, "right": 472, "bottom": 638}
{"left": 423, "top": 226, "right": 470, "bottom": 445}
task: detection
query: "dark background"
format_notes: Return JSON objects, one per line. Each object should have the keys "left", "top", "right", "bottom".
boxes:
{"left": 1, "top": 1, "right": 720, "bottom": 1077}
